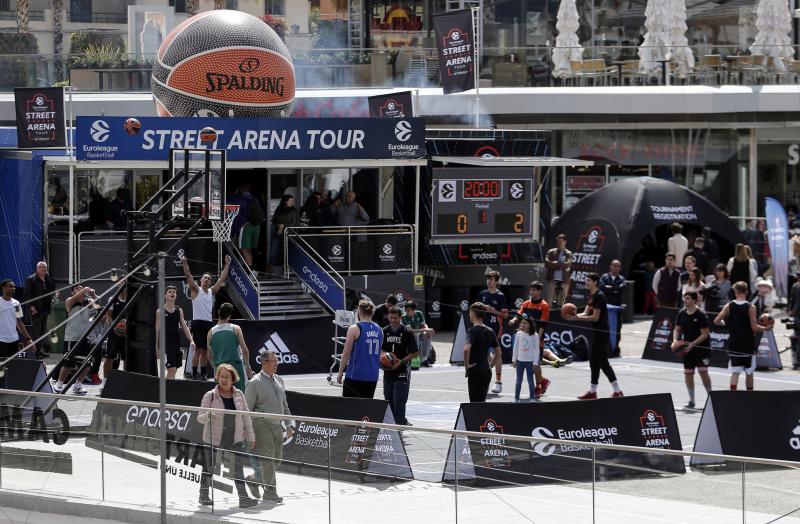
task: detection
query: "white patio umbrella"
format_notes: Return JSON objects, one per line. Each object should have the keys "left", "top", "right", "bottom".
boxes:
{"left": 668, "top": 0, "right": 695, "bottom": 79}
{"left": 551, "top": 0, "right": 583, "bottom": 78}
{"left": 750, "top": 0, "right": 794, "bottom": 72}
{"left": 638, "top": 0, "right": 671, "bottom": 77}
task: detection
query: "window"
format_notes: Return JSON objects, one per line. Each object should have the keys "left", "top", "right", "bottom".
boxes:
{"left": 266, "top": 0, "right": 285, "bottom": 16}
{"left": 69, "top": 0, "right": 92, "bottom": 23}
{"left": 169, "top": 0, "right": 187, "bottom": 13}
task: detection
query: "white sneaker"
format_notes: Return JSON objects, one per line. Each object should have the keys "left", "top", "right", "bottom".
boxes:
{"left": 99, "top": 379, "right": 106, "bottom": 392}
{"left": 72, "top": 383, "right": 87, "bottom": 396}
{"left": 491, "top": 382, "right": 503, "bottom": 394}
{"left": 53, "top": 381, "right": 64, "bottom": 394}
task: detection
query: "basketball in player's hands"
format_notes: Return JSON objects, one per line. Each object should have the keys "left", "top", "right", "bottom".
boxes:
{"left": 380, "top": 352, "right": 396, "bottom": 370}
{"left": 560, "top": 303, "right": 578, "bottom": 318}
{"left": 758, "top": 313, "right": 775, "bottom": 330}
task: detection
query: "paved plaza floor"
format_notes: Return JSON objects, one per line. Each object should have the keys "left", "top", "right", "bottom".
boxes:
{"left": 1, "top": 316, "right": 799, "bottom": 523}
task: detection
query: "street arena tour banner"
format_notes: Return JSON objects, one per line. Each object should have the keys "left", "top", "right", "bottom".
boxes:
{"left": 433, "top": 9, "right": 475, "bottom": 94}
{"left": 443, "top": 394, "right": 684, "bottom": 485}
{"left": 642, "top": 307, "right": 782, "bottom": 370}
{"left": 75, "top": 116, "right": 425, "bottom": 162}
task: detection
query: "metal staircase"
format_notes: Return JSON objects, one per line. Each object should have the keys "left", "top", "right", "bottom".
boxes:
{"left": 257, "top": 275, "right": 327, "bottom": 320}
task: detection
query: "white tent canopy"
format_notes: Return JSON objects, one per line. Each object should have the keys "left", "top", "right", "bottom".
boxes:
{"left": 551, "top": 0, "right": 584, "bottom": 78}
{"left": 668, "top": 0, "right": 695, "bottom": 79}
{"left": 750, "top": 0, "right": 794, "bottom": 72}
{"left": 638, "top": 0, "right": 671, "bottom": 77}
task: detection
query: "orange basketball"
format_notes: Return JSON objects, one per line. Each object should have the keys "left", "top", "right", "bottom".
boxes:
{"left": 560, "top": 303, "right": 577, "bottom": 317}
{"left": 758, "top": 313, "right": 774, "bottom": 329}
{"left": 152, "top": 10, "right": 295, "bottom": 118}
{"left": 380, "top": 352, "right": 396, "bottom": 370}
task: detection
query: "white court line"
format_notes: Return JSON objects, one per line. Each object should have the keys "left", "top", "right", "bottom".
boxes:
{"left": 616, "top": 358, "right": 800, "bottom": 385}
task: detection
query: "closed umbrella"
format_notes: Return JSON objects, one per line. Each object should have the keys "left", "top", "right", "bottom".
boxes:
{"left": 668, "top": 0, "right": 695, "bottom": 79}
{"left": 750, "top": 0, "right": 793, "bottom": 72}
{"left": 551, "top": 0, "right": 583, "bottom": 78}
{"left": 638, "top": 0, "right": 671, "bottom": 77}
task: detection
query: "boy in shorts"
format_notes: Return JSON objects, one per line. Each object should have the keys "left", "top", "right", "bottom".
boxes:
{"left": 155, "top": 286, "right": 195, "bottom": 379}
{"left": 671, "top": 291, "right": 711, "bottom": 408}
{"left": 713, "top": 281, "right": 772, "bottom": 391}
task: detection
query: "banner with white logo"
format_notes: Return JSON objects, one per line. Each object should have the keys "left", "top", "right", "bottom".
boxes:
{"left": 236, "top": 317, "right": 334, "bottom": 375}
{"left": 641, "top": 307, "right": 782, "bottom": 370}
{"left": 14, "top": 87, "right": 67, "bottom": 148}
{"left": 692, "top": 390, "right": 800, "bottom": 465}
{"left": 433, "top": 10, "right": 475, "bottom": 94}
{"left": 287, "top": 240, "right": 345, "bottom": 311}
{"left": 368, "top": 91, "right": 414, "bottom": 118}
{"left": 443, "top": 394, "right": 685, "bottom": 484}
{"left": 75, "top": 116, "right": 425, "bottom": 162}
{"left": 281, "top": 391, "right": 413, "bottom": 482}
{"left": 765, "top": 197, "right": 789, "bottom": 297}
{"left": 227, "top": 255, "right": 259, "bottom": 320}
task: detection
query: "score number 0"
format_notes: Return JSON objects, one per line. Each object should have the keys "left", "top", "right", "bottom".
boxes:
{"left": 454, "top": 213, "right": 525, "bottom": 233}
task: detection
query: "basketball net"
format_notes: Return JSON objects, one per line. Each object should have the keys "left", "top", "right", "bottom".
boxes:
{"left": 211, "top": 204, "right": 240, "bottom": 243}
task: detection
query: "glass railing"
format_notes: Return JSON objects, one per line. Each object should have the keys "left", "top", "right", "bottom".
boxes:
{"left": 0, "top": 388, "right": 797, "bottom": 522}
{"left": 1, "top": 44, "right": 799, "bottom": 92}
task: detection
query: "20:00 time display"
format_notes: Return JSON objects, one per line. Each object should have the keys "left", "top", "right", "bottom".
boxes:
{"left": 463, "top": 180, "right": 501, "bottom": 199}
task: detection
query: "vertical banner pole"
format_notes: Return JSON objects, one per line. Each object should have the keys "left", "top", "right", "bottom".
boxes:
{"left": 158, "top": 254, "right": 167, "bottom": 524}
{"left": 472, "top": 6, "right": 480, "bottom": 128}
{"left": 67, "top": 87, "right": 75, "bottom": 282}
{"left": 414, "top": 165, "right": 420, "bottom": 273}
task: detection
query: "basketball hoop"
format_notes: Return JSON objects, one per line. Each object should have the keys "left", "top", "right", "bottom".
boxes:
{"left": 211, "top": 205, "right": 240, "bottom": 243}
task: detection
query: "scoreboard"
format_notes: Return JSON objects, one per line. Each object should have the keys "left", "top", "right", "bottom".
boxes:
{"left": 431, "top": 167, "right": 536, "bottom": 244}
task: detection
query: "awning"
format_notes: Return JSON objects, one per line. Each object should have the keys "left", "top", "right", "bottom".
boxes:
{"left": 431, "top": 155, "right": 594, "bottom": 167}
{"left": 40, "top": 158, "right": 428, "bottom": 170}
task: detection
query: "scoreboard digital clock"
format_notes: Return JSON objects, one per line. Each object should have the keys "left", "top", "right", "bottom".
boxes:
{"left": 431, "top": 168, "right": 536, "bottom": 244}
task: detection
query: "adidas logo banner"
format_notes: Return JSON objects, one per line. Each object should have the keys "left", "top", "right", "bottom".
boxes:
{"left": 236, "top": 317, "right": 333, "bottom": 375}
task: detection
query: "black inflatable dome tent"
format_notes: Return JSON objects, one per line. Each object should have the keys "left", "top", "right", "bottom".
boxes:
{"left": 552, "top": 177, "right": 744, "bottom": 304}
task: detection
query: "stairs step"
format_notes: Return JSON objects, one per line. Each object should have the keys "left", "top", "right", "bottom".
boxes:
{"left": 259, "top": 304, "right": 324, "bottom": 313}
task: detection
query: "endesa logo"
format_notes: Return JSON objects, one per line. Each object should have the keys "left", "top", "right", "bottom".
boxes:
{"left": 126, "top": 405, "right": 191, "bottom": 432}
{"left": 302, "top": 265, "right": 329, "bottom": 294}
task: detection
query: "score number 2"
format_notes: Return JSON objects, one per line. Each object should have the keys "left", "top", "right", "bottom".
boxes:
{"left": 513, "top": 213, "right": 523, "bottom": 233}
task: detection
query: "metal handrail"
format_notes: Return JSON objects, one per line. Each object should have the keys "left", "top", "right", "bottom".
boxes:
{"left": 284, "top": 228, "right": 346, "bottom": 313}
{"left": 4, "top": 387, "right": 800, "bottom": 470}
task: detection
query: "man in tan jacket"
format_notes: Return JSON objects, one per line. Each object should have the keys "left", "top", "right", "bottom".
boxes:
{"left": 245, "top": 348, "right": 293, "bottom": 503}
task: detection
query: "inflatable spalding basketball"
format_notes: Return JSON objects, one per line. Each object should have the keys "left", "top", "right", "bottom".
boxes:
{"left": 152, "top": 10, "right": 295, "bottom": 118}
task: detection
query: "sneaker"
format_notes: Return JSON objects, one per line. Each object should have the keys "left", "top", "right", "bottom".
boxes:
{"left": 534, "top": 384, "right": 543, "bottom": 398}
{"left": 577, "top": 391, "right": 598, "bottom": 400}
{"left": 37, "top": 348, "right": 50, "bottom": 359}
{"left": 72, "top": 383, "right": 87, "bottom": 396}
{"left": 198, "top": 492, "right": 213, "bottom": 506}
{"left": 52, "top": 381, "right": 64, "bottom": 394}
{"left": 612, "top": 391, "right": 624, "bottom": 398}
{"left": 263, "top": 491, "right": 283, "bottom": 503}
{"left": 491, "top": 382, "right": 503, "bottom": 394}
{"left": 550, "top": 360, "right": 560, "bottom": 368}
{"left": 562, "top": 356, "right": 574, "bottom": 365}
{"left": 183, "top": 370, "right": 193, "bottom": 379}
{"left": 539, "top": 378, "right": 551, "bottom": 396}
{"left": 99, "top": 379, "right": 106, "bottom": 392}
{"left": 89, "top": 373, "right": 102, "bottom": 385}
{"left": 82, "top": 376, "right": 94, "bottom": 385}
{"left": 239, "top": 497, "right": 259, "bottom": 509}
{"left": 683, "top": 400, "right": 696, "bottom": 409}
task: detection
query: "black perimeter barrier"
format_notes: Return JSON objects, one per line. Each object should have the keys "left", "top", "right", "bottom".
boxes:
{"left": 443, "top": 394, "right": 685, "bottom": 486}
{"left": 86, "top": 371, "right": 412, "bottom": 489}
{"left": 692, "top": 390, "right": 800, "bottom": 466}
{"left": 642, "top": 307, "right": 782, "bottom": 370}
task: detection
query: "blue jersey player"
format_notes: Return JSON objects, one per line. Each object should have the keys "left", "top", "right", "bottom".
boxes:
{"left": 478, "top": 270, "right": 508, "bottom": 394}
{"left": 338, "top": 300, "right": 383, "bottom": 398}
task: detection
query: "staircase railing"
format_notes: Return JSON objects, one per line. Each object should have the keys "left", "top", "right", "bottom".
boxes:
{"left": 284, "top": 232, "right": 346, "bottom": 313}
{"left": 223, "top": 241, "right": 260, "bottom": 320}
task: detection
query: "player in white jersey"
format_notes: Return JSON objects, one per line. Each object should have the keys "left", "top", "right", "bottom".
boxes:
{"left": 182, "top": 255, "right": 230, "bottom": 380}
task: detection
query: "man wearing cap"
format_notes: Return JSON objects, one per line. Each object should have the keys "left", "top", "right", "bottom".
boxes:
{"left": 245, "top": 348, "right": 292, "bottom": 504}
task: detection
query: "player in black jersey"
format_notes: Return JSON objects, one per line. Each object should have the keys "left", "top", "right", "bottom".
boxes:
{"left": 156, "top": 285, "right": 195, "bottom": 380}
{"left": 478, "top": 270, "right": 508, "bottom": 394}
{"left": 672, "top": 291, "right": 711, "bottom": 408}
{"left": 714, "top": 281, "right": 772, "bottom": 391}
{"left": 463, "top": 302, "right": 500, "bottom": 402}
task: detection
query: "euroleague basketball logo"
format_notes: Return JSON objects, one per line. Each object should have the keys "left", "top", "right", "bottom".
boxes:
{"left": 577, "top": 225, "right": 605, "bottom": 253}
{"left": 394, "top": 120, "right": 412, "bottom": 142}
{"left": 90, "top": 120, "right": 110, "bottom": 143}
{"left": 380, "top": 98, "right": 405, "bottom": 118}
{"left": 152, "top": 10, "right": 295, "bottom": 118}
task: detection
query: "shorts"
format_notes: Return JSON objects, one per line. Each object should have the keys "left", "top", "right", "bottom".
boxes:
{"left": 165, "top": 345, "right": 183, "bottom": 369}
{"left": 65, "top": 340, "right": 90, "bottom": 367}
{"left": 342, "top": 378, "right": 377, "bottom": 399}
{"left": 239, "top": 223, "right": 260, "bottom": 249}
{"left": 682, "top": 347, "right": 711, "bottom": 372}
{"left": 191, "top": 320, "right": 213, "bottom": 350}
{"left": 103, "top": 333, "right": 125, "bottom": 360}
{"left": 0, "top": 340, "right": 19, "bottom": 358}
{"left": 729, "top": 353, "right": 756, "bottom": 375}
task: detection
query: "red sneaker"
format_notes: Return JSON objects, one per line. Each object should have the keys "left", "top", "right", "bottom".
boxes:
{"left": 539, "top": 377, "right": 551, "bottom": 396}
{"left": 534, "top": 384, "right": 543, "bottom": 398}
{"left": 612, "top": 391, "right": 624, "bottom": 398}
{"left": 577, "top": 391, "right": 597, "bottom": 400}
{"left": 90, "top": 373, "right": 102, "bottom": 385}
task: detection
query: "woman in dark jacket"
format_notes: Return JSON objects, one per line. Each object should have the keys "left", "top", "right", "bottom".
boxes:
{"left": 268, "top": 195, "right": 297, "bottom": 267}
{"left": 298, "top": 194, "right": 322, "bottom": 227}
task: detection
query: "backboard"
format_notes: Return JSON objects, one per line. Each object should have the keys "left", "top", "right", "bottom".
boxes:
{"left": 168, "top": 149, "right": 226, "bottom": 221}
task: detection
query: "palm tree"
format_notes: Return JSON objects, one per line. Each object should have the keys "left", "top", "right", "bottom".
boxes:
{"left": 52, "top": 0, "right": 64, "bottom": 82}
{"left": 16, "top": 0, "right": 29, "bottom": 34}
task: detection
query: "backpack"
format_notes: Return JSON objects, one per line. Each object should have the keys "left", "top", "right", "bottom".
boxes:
{"left": 247, "top": 197, "right": 265, "bottom": 225}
